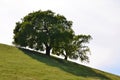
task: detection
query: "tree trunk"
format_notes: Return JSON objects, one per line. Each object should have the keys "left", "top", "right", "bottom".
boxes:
{"left": 64, "top": 55, "right": 68, "bottom": 60}
{"left": 46, "top": 46, "right": 51, "bottom": 56}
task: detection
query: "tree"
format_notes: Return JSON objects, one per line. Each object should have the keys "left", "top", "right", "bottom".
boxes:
{"left": 52, "top": 34, "right": 92, "bottom": 62}
{"left": 13, "top": 10, "right": 74, "bottom": 56}
{"left": 13, "top": 10, "right": 92, "bottom": 62}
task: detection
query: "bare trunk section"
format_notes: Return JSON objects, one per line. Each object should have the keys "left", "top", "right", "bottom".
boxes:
{"left": 64, "top": 55, "right": 68, "bottom": 60}
{"left": 46, "top": 46, "right": 51, "bottom": 56}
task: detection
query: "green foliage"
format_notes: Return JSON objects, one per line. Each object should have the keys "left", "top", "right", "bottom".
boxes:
{"left": 13, "top": 10, "right": 92, "bottom": 62}
{"left": 0, "top": 44, "right": 120, "bottom": 80}
{"left": 52, "top": 34, "right": 92, "bottom": 62}
{"left": 13, "top": 10, "right": 74, "bottom": 56}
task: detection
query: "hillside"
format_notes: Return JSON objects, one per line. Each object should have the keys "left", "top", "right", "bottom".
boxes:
{"left": 0, "top": 43, "right": 120, "bottom": 80}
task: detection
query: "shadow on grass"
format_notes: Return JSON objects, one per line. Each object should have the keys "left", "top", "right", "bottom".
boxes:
{"left": 19, "top": 48, "right": 111, "bottom": 80}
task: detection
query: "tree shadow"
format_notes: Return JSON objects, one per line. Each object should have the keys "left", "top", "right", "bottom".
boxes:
{"left": 18, "top": 48, "right": 112, "bottom": 80}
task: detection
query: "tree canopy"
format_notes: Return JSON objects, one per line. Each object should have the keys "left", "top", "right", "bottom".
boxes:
{"left": 13, "top": 10, "right": 92, "bottom": 62}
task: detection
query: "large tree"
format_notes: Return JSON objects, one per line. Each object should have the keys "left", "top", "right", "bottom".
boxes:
{"left": 13, "top": 10, "right": 92, "bottom": 62}
{"left": 13, "top": 10, "right": 74, "bottom": 56}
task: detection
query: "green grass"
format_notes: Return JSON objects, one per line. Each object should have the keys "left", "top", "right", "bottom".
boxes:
{"left": 0, "top": 43, "right": 120, "bottom": 80}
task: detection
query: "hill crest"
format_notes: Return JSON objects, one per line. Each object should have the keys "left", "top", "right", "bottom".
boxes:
{"left": 0, "top": 43, "right": 120, "bottom": 80}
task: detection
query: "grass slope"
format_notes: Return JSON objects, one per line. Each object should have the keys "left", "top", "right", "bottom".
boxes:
{"left": 0, "top": 43, "right": 120, "bottom": 80}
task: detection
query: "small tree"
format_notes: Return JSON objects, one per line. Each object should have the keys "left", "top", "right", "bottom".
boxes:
{"left": 52, "top": 35, "right": 92, "bottom": 62}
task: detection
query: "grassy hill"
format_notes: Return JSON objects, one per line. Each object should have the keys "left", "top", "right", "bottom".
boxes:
{"left": 0, "top": 43, "right": 120, "bottom": 80}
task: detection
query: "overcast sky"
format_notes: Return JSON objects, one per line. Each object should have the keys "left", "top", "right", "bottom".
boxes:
{"left": 0, "top": 0, "right": 120, "bottom": 75}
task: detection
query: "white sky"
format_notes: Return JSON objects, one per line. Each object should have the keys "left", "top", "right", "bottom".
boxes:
{"left": 0, "top": 0, "right": 120, "bottom": 75}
